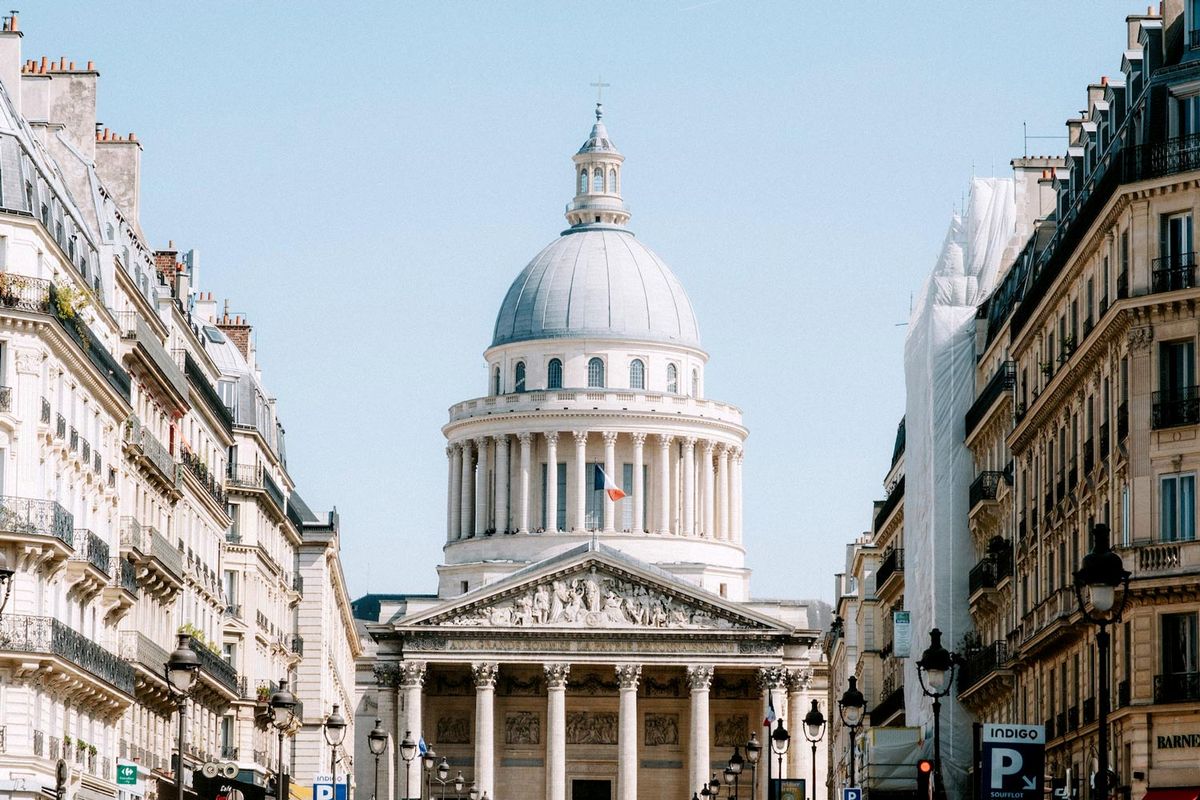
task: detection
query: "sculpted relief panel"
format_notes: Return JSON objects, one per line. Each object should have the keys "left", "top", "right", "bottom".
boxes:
{"left": 715, "top": 715, "right": 750, "bottom": 747}
{"left": 566, "top": 711, "right": 618, "bottom": 745}
{"left": 432, "top": 566, "right": 755, "bottom": 630}
{"left": 644, "top": 713, "right": 679, "bottom": 746}
{"left": 436, "top": 715, "right": 471, "bottom": 745}
{"left": 505, "top": 711, "right": 541, "bottom": 745}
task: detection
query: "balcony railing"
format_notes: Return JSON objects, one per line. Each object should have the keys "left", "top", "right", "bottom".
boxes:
{"left": 124, "top": 416, "right": 178, "bottom": 487}
{"left": 110, "top": 558, "right": 138, "bottom": 594}
{"left": 1120, "top": 539, "right": 1200, "bottom": 577}
{"left": 293, "top": 573, "right": 304, "bottom": 594}
{"left": 46, "top": 283, "right": 131, "bottom": 402}
{"left": 40, "top": 396, "right": 50, "bottom": 424}
{"left": 117, "top": 312, "right": 189, "bottom": 400}
{"left": 969, "top": 547, "right": 1013, "bottom": 596}
{"left": 1153, "top": 385, "right": 1200, "bottom": 429}
{"left": 69, "top": 427, "right": 78, "bottom": 452}
{"left": 959, "top": 640, "right": 1009, "bottom": 693}
{"left": 288, "top": 634, "right": 304, "bottom": 656}
{"left": 969, "top": 471, "right": 1003, "bottom": 511}
{"left": 182, "top": 352, "right": 234, "bottom": 431}
{"left": 964, "top": 361, "right": 1016, "bottom": 436}
{"left": 1154, "top": 672, "right": 1200, "bottom": 703}
{"left": 55, "top": 412, "right": 65, "bottom": 439}
{"left": 69, "top": 529, "right": 110, "bottom": 574}
{"left": 1191, "top": 27, "right": 1200, "bottom": 49}
{"left": 1, "top": 615, "right": 134, "bottom": 694}
{"left": 0, "top": 495, "right": 74, "bottom": 547}
{"left": 180, "top": 451, "right": 228, "bottom": 506}
{"left": 228, "top": 463, "right": 287, "bottom": 515}
{"left": 876, "top": 547, "right": 904, "bottom": 591}
{"left": 120, "top": 517, "right": 183, "bottom": 581}
{"left": 188, "top": 636, "right": 239, "bottom": 694}
{"left": 118, "top": 630, "right": 169, "bottom": 677}
{"left": 1125, "top": 131, "right": 1200, "bottom": 182}
{"left": 1152, "top": 252, "right": 1199, "bottom": 293}
{"left": 873, "top": 476, "right": 904, "bottom": 534}
{"left": 873, "top": 682, "right": 905, "bottom": 724}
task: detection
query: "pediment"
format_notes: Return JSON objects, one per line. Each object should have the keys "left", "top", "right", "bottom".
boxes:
{"left": 401, "top": 550, "right": 787, "bottom": 633}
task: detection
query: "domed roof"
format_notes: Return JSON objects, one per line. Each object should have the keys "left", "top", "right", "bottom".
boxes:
{"left": 491, "top": 227, "right": 702, "bottom": 350}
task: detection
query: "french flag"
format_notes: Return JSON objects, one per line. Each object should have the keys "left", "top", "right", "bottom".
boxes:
{"left": 595, "top": 466, "right": 627, "bottom": 501}
{"left": 763, "top": 697, "right": 776, "bottom": 727}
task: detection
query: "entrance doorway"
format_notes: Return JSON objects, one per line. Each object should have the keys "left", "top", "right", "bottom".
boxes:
{"left": 571, "top": 779, "right": 611, "bottom": 800}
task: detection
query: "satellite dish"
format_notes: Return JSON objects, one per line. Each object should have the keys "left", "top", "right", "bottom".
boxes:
{"left": 203, "top": 763, "right": 220, "bottom": 779}
{"left": 222, "top": 763, "right": 239, "bottom": 779}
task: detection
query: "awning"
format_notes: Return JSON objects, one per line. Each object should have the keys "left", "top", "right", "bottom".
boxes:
{"left": 1143, "top": 789, "right": 1200, "bottom": 800}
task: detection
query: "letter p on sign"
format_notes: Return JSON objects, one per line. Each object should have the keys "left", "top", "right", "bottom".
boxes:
{"left": 991, "top": 748, "right": 1024, "bottom": 788}
{"left": 315, "top": 786, "right": 335, "bottom": 800}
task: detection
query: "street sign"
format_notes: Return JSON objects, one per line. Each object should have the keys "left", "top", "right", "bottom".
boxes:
{"left": 842, "top": 789, "right": 862, "bottom": 800}
{"left": 116, "top": 764, "right": 138, "bottom": 786}
{"left": 980, "top": 724, "right": 1045, "bottom": 800}
{"left": 894, "top": 610, "right": 912, "bottom": 657}
{"left": 312, "top": 774, "right": 348, "bottom": 800}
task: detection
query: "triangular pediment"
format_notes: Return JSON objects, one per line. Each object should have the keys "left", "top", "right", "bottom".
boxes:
{"left": 399, "top": 546, "right": 788, "bottom": 633}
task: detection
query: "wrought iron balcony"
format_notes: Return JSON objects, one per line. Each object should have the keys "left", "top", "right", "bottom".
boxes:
{"left": 69, "top": 427, "right": 78, "bottom": 452}
{"left": 873, "top": 682, "right": 905, "bottom": 725}
{"left": 964, "top": 361, "right": 1016, "bottom": 437}
{"left": 123, "top": 416, "right": 178, "bottom": 487}
{"left": 110, "top": 558, "right": 138, "bottom": 595}
{"left": 1125, "top": 132, "right": 1200, "bottom": 182}
{"left": 221, "top": 745, "right": 239, "bottom": 760}
{"left": 969, "top": 471, "right": 1003, "bottom": 511}
{"left": 225, "top": 604, "right": 242, "bottom": 619}
{"left": 292, "top": 573, "right": 304, "bottom": 594}
{"left": 1154, "top": 672, "right": 1200, "bottom": 703}
{"left": 188, "top": 635, "right": 239, "bottom": 694}
{"left": 968, "top": 548, "right": 1013, "bottom": 596}
{"left": 68, "top": 529, "right": 110, "bottom": 574}
{"left": 119, "top": 630, "right": 169, "bottom": 677}
{"left": 876, "top": 547, "right": 904, "bottom": 592}
{"left": 119, "top": 517, "right": 183, "bottom": 583}
{"left": 873, "top": 476, "right": 904, "bottom": 534}
{"left": 2, "top": 615, "right": 134, "bottom": 695}
{"left": 1152, "top": 252, "right": 1199, "bottom": 293}
{"left": 180, "top": 451, "right": 228, "bottom": 506}
{"left": 40, "top": 396, "right": 50, "bottom": 424}
{"left": 1153, "top": 385, "right": 1200, "bottom": 429}
{"left": 959, "top": 640, "right": 1009, "bottom": 693}
{"left": 80, "top": 438, "right": 90, "bottom": 464}
{"left": 55, "top": 413, "right": 65, "bottom": 439}
{"left": 0, "top": 495, "right": 74, "bottom": 547}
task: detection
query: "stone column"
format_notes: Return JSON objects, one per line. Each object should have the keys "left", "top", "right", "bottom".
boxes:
{"left": 518, "top": 433, "right": 532, "bottom": 534}
{"left": 460, "top": 441, "right": 475, "bottom": 538}
{"left": 546, "top": 432, "right": 559, "bottom": 533}
{"left": 372, "top": 670, "right": 398, "bottom": 800}
{"left": 787, "top": 669, "right": 812, "bottom": 784}
{"left": 474, "top": 436, "right": 490, "bottom": 535}
{"left": 473, "top": 662, "right": 499, "bottom": 799}
{"left": 732, "top": 448, "right": 744, "bottom": 543}
{"left": 573, "top": 430, "right": 588, "bottom": 531}
{"left": 716, "top": 445, "right": 730, "bottom": 540}
{"left": 544, "top": 663, "right": 570, "bottom": 800}
{"left": 682, "top": 436, "right": 697, "bottom": 537}
{"left": 702, "top": 441, "right": 715, "bottom": 538}
{"left": 687, "top": 666, "right": 714, "bottom": 795}
{"left": 757, "top": 667, "right": 789, "bottom": 800}
{"left": 656, "top": 435, "right": 672, "bottom": 535}
{"left": 631, "top": 433, "right": 646, "bottom": 533}
{"left": 399, "top": 661, "right": 426, "bottom": 798}
{"left": 603, "top": 431, "right": 619, "bottom": 533}
{"left": 494, "top": 434, "right": 510, "bottom": 533}
{"left": 449, "top": 445, "right": 462, "bottom": 542}
{"left": 616, "top": 664, "right": 642, "bottom": 800}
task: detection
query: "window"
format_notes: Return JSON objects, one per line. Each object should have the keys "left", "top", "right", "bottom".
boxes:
{"left": 587, "top": 357, "right": 605, "bottom": 388}
{"left": 1163, "top": 612, "right": 1199, "bottom": 676}
{"left": 691, "top": 369, "right": 699, "bottom": 397}
{"left": 629, "top": 359, "right": 645, "bottom": 390}
{"left": 514, "top": 361, "right": 526, "bottom": 393}
{"left": 493, "top": 366, "right": 501, "bottom": 396}
{"left": 592, "top": 168, "right": 603, "bottom": 193}
{"left": 1160, "top": 212, "right": 1196, "bottom": 290}
{"left": 460, "top": 580, "right": 469, "bottom": 594}
{"left": 547, "top": 358, "right": 563, "bottom": 389}
{"left": 666, "top": 364, "right": 678, "bottom": 393}
{"left": 1180, "top": 94, "right": 1200, "bottom": 136}
{"left": 579, "top": 170, "right": 588, "bottom": 194}
{"left": 1161, "top": 472, "right": 1196, "bottom": 541}
{"left": 608, "top": 168, "right": 617, "bottom": 193}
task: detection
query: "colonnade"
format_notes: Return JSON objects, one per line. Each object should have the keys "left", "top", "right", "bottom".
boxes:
{"left": 445, "top": 430, "right": 744, "bottom": 543}
{"left": 379, "top": 661, "right": 824, "bottom": 800}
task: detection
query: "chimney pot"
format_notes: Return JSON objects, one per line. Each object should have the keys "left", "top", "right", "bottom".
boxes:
{"left": 69, "top": 61, "right": 75, "bottom": 71}
{"left": 128, "top": 132, "right": 135, "bottom": 141}
{"left": 86, "top": 60, "right": 94, "bottom": 71}
{"left": 39, "top": 56, "right": 46, "bottom": 72}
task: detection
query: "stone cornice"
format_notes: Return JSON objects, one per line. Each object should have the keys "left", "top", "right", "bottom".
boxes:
{"left": 444, "top": 409, "right": 748, "bottom": 442}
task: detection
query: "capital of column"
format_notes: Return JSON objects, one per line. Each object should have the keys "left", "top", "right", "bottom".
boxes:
{"left": 446, "top": 445, "right": 455, "bottom": 459}
{"left": 655, "top": 433, "right": 673, "bottom": 450}
{"left": 544, "top": 663, "right": 571, "bottom": 689}
{"left": 757, "top": 666, "right": 788, "bottom": 691}
{"left": 572, "top": 429, "right": 589, "bottom": 446}
{"left": 702, "top": 440, "right": 715, "bottom": 457}
{"left": 518, "top": 432, "right": 533, "bottom": 445}
{"left": 494, "top": 433, "right": 509, "bottom": 447}
{"left": 682, "top": 436, "right": 697, "bottom": 450}
{"left": 373, "top": 662, "right": 401, "bottom": 688}
{"left": 785, "top": 667, "right": 812, "bottom": 693}
{"left": 732, "top": 446, "right": 744, "bottom": 463}
{"left": 472, "top": 661, "right": 499, "bottom": 688}
{"left": 545, "top": 430, "right": 560, "bottom": 445}
{"left": 398, "top": 661, "right": 427, "bottom": 689}
{"left": 615, "top": 663, "right": 642, "bottom": 690}
{"left": 458, "top": 439, "right": 473, "bottom": 455}
{"left": 602, "top": 431, "right": 619, "bottom": 445}
{"left": 686, "top": 665, "right": 714, "bottom": 692}
{"left": 630, "top": 432, "right": 647, "bottom": 446}
{"left": 473, "top": 435, "right": 489, "bottom": 450}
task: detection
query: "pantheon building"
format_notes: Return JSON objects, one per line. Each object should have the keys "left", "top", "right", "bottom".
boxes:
{"left": 352, "top": 106, "right": 829, "bottom": 800}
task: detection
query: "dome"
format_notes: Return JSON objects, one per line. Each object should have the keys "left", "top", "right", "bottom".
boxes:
{"left": 491, "top": 227, "right": 702, "bottom": 350}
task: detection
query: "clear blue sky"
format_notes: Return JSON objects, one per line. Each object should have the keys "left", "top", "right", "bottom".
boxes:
{"left": 25, "top": 1, "right": 1138, "bottom": 603}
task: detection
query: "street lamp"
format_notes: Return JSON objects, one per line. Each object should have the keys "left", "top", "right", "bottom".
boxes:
{"left": 368, "top": 719, "right": 390, "bottom": 800}
{"left": 399, "top": 730, "right": 418, "bottom": 800}
{"left": 916, "top": 629, "right": 962, "bottom": 800}
{"left": 766, "top": 719, "right": 789, "bottom": 800}
{"left": 0, "top": 549, "right": 14, "bottom": 618}
{"left": 422, "top": 746, "right": 439, "bottom": 800}
{"left": 268, "top": 679, "right": 297, "bottom": 800}
{"left": 745, "top": 732, "right": 760, "bottom": 798}
{"left": 725, "top": 746, "right": 744, "bottom": 800}
{"left": 709, "top": 773, "right": 722, "bottom": 798}
{"left": 166, "top": 633, "right": 200, "bottom": 800}
{"left": 1073, "top": 523, "right": 1130, "bottom": 800}
{"left": 802, "top": 700, "right": 826, "bottom": 800}
{"left": 837, "top": 677, "right": 866, "bottom": 789}
{"left": 323, "top": 705, "right": 347, "bottom": 800}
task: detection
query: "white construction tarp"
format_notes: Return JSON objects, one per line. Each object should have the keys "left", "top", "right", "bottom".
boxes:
{"left": 902, "top": 178, "right": 1015, "bottom": 797}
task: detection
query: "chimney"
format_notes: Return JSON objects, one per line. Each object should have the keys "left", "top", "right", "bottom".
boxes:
{"left": 44, "top": 57, "right": 99, "bottom": 161}
{"left": 1011, "top": 156, "right": 1067, "bottom": 242}
{"left": 95, "top": 130, "right": 143, "bottom": 235}
{"left": 0, "top": 12, "right": 20, "bottom": 115}
{"left": 217, "top": 306, "right": 252, "bottom": 360}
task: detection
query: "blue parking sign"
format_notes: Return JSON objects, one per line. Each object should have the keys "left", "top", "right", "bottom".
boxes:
{"left": 842, "top": 789, "right": 862, "bottom": 800}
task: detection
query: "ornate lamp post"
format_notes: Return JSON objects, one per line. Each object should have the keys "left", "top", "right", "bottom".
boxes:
{"left": 368, "top": 719, "right": 390, "bottom": 800}
{"left": 768, "top": 719, "right": 790, "bottom": 800}
{"left": 708, "top": 774, "right": 722, "bottom": 798}
{"left": 1073, "top": 523, "right": 1130, "bottom": 800}
{"left": 725, "top": 746, "right": 744, "bottom": 800}
{"left": 745, "top": 732, "right": 760, "bottom": 798}
{"left": 422, "top": 746, "right": 438, "bottom": 800}
{"left": 268, "top": 680, "right": 298, "bottom": 800}
{"left": 166, "top": 633, "right": 200, "bottom": 800}
{"left": 398, "top": 730, "right": 418, "bottom": 800}
{"left": 916, "top": 629, "right": 962, "bottom": 800}
{"left": 0, "top": 549, "right": 14, "bottom": 618}
{"left": 837, "top": 677, "right": 866, "bottom": 789}
{"left": 430, "top": 758, "right": 462, "bottom": 800}
{"left": 323, "top": 705, "right": 348, "bottom": 800}
{"left": 802, "top": 700, "right": 826, "bottom": 800}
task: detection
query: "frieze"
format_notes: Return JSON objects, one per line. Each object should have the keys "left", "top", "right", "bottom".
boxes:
{"left": 569, "top": 671, "right": 619, "bottom": 695}
{"left": 644, "top": 713, "right": 679, "bottom": 746}
{"left": 402, "top": 634, "right": 778, "bottom": 656}
{"left": 715, "top": 715, "right": 750, "bottom": 747}
{"left": 644, "top": 676, "right": 684, "bottom": 698}
{"left": 713, "top": 676, "right": 757, "bottom": 699}
{"left": 566, "top": 711, "right": 618, "bottom": 745}
{"left": 428, "top": 565, "right": 759, "bottom": 631}
{"left": 429, "top": 671, "right": 474, "bottom": 696}
{"left": 501, "top": 673, "right": 545, "bottom": 696}
{"left": 436, "top": 715, "right": 471, "bottom": 745}
{"left": 505, "top": 711, "right": 541, "bottom": 745}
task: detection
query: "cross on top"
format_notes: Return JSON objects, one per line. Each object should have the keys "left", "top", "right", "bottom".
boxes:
{"left": 590, "top": 75, "right": 611, "bottom": 103}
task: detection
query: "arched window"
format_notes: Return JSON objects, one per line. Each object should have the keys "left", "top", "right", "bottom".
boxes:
{"left": 588, "top": 357, "right": 605, "bottom": 388}
{"left": 579, "top": 170, "right": 588, "bottom": 194}
{"left": 514, "top": 361, "right": 526, "bottom": 393}
{"left": 691, "top": 369, "right": 699, "bottom": 397}
{"left": 592, "top": 168, "right": 603, "bottom": 193}
{"left": 547, "top": 358, "right": 563, "bottom": 390}
{"left": 608, "top": 168, "right": 617, "bottom": 194}
{"left": 493, "top": 367, "right": 502, "bottom": 396}
{"left": 629, "top": 359, "right": 645, "bottom": 390}
{"left": 666, "top": 364, "right": 678, "bottom": 393}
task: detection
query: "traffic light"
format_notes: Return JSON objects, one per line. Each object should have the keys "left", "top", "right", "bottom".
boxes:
{"left": 916, "top": 759, "right": 934, "bottom": 799}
